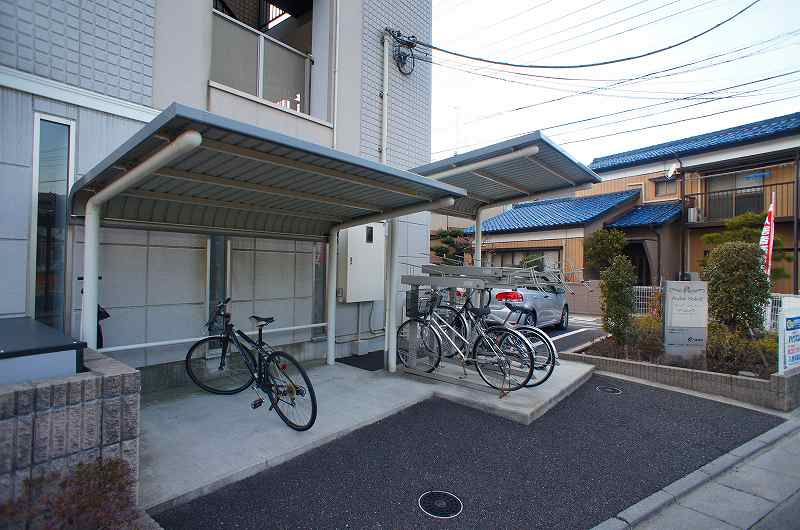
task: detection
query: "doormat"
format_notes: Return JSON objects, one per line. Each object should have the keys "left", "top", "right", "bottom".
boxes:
{"left": 336, "top": 350, "right": 385, "bottom": 371}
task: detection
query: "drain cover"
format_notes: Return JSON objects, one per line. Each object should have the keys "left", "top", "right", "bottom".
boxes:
{"left": 418, "top": 491, "right": 463, "bottom": 519}
{"left": 596, "top": 384, "right": 623, "bottom": 395}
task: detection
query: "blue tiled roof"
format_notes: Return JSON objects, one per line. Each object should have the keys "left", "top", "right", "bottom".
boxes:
{"left": 465, "top": 190, "right": 640, "bottom": 234}
{"left": 607, "top": 200, "right": 682, "bottom": 228}
{"left": 590, "top": 112, "right": 800, "bottom": 172}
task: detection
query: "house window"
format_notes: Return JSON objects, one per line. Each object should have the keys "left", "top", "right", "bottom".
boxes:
{"left": 365, "top": 226, "right": 374, "bottom": 243}
{"left": 31, "top": 114, "right": 75, "bottom": 330}
{"left": 655, "top": 179, "right": 677, "bottom": 197}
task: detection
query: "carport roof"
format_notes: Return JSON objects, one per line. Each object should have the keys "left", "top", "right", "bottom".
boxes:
{"left": 413, "top": 131, "right": 600, "bottom": 219}
{"left": 70, "top": 103, "right": 467, "bottom": 241}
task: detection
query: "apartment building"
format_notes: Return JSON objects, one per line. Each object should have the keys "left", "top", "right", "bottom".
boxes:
{"left": 0, "top": 0, "right": 434, "bottom": 383}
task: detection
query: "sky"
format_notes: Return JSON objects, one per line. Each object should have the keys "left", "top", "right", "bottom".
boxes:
{"left": 429, "top": 0, "right": 800, "bottom": 165}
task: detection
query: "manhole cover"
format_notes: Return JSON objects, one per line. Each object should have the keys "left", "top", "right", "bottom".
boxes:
{"left": 418, "top": 491, "right": 463, "bottom": 519}
{"left": 596, "top": 385, "right": 623, "bottom": 395}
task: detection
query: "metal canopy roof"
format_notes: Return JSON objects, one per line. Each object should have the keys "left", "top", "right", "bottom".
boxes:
{"left": 413, "top": 131, "right": 600, "bottom": 219}
{"left": 70, "top": 104, "right": 466, "bottom": 241}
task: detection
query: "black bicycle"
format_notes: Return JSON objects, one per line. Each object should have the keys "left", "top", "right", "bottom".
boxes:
{"left": 185, "top": 298, "right": 317, "bottom": 431}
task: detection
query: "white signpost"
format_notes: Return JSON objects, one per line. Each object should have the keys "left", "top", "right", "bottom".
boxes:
{"left": 663, "top": 281, "right": 708, "bottom": 358}
{"left": 778, "top": 296, "right": 800, "bottom": 374}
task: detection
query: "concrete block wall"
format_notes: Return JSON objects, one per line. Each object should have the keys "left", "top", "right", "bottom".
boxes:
{"left": 0, "top": 0, "right": 155, "bottom": 106}
{"left": 0, "top": 351, "right": 141, "bottom": 505}
{"left": 70, "top": 227, "right": 208, "bottom": 370}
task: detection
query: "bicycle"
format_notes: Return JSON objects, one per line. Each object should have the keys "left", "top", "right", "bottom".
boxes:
{"left": 185, "top": 298, "right": 317, "bottom": 431}
{"left": 396, "top": 289, "right": 535, "bottom": 393}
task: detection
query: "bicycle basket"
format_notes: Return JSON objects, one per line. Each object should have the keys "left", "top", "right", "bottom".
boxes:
{"left": 405, "top": 290, "right": 440, "bottom": 318}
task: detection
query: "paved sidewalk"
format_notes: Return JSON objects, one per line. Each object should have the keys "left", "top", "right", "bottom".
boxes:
{"left": 632, "top": 424, "right": 800, "bottom": 530}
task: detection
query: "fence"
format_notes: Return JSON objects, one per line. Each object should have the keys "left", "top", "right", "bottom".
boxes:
{"left": 632, "top": 286, "right": 661, "bottom": 315}
{"left": 633, "top": 286, "right": 785, "bottom": 330}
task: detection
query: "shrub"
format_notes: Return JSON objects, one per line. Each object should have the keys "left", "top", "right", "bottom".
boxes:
{"left": 630, "top": 315, "right": 663, "bottom": 362}
{"left": 600, "top": 255, "right": 636, "bottom": 344}
{"left": 702, "top": 241, "right": 771, "bottom": 331}
{"left": 1, "top": 458, "right": 139, "bottom": 530}
{"left": 705, "top": 322, "right": 777, "bottom": 379}
{"left": 585, "top": 228, "right": 626, "bottom": 276}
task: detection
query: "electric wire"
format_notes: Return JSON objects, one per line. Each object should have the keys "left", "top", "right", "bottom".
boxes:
{"left": 401, "top": 0, "right": 760, "bottom": 69}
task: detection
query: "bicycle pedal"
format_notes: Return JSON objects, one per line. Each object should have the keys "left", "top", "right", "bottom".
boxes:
{"left": 251, "top": 398, "right": 264, "bottom": 409}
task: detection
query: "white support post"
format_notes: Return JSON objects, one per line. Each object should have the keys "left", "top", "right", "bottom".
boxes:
{"left": 383, "top": 220, "right": 391, "bottom": 355}
{"left": 81, "top": 203, "right": 101, "bottom": 348}
{"left": 474, "top": 208, "right": 483, "bottom": 267}
{"left": 386, "top": 218, "right": 399, "bottom": 372}
{"left": 326, "top": 227, "right": 338, "bottom": 365}
{"left": 79, "top": 130, "right": 202, "bottom": 350}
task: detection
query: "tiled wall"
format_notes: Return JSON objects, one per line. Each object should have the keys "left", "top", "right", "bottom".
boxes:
{"left": 0, "top": 0, "right": 155, "bottom": 105}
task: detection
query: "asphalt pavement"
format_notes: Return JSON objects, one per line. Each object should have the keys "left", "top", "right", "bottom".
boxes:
{"left": 154, "top": 374, "right": 782, "bottom": 530}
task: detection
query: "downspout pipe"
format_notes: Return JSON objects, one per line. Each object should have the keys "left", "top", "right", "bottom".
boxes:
{"left": 380, "top": 30, "right": 391, "bottom": 164}
{"left": 81, "top": 130, "right": 203, "bottom": 348}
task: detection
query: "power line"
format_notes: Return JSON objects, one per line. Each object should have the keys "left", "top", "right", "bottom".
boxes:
{"left": 441, "top": 0, "right": 554, "bottom": 44}
{"left": 430, "top": 69, "right": 800, "bottom": 154}
{"left": 523, "top": 0, "right": 721, "bottom": 64}
{"left": 480, "top": 0, "right": 684, "bottom": 67}
{"left": 397, "top": 0, "right": 760, "bottom": 69}
{"left": 560, "top": 93, "right": 800, "bottom": 144}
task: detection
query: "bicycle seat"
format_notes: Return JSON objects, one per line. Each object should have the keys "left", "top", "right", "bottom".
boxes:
{"left": 467, "top": 306, "right": 491, "bottom": 318}
{"left": 505, "top": 301, "right": 534, "bottom": 314}
{"left": 249, "top": 315, "right": 275, "bottom": 328}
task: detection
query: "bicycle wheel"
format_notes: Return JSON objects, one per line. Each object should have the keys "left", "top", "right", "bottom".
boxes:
{"left": 263, "top": 351, "right": 317, "bottom": 431}
{"left": 515, "top": 326, "right": 557, "bottom": 387}
{"left": 396, "top": 318, "right": 441, "bottom": 372}
{"left": 185, "top": 336, "right": 255, "bottom": 395}
{"left": 434, "top": 305, "right": 469, "bottom": 358}
{"left": 472, "top": 327, "right": 533, "bottom": 391}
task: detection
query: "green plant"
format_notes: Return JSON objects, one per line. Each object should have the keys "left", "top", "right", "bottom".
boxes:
{"left": 519, "top": 252, "right": 544, "bottom": 270}
{"left": 702, "top": 241, "right": 771, "bottom": 331}
{"left": 600, "top": 254, "right": 636, "bottom": 344}
{"left": 584, "top": 228, "right": 626, "bottom": 276}
{"left": 431, "top": 228, "right": 471, "bottom": 263}
{"left": 630, "top": 314, "right": 664, "bottom": 362}
{"left": 0, "top": 458, "right": 139, "bottom": 530}
{"left": 705, "top": 321, "right": 777, "bottom": 379}
{"left": 701, "top": 211, "right": 790, "bottom": 281}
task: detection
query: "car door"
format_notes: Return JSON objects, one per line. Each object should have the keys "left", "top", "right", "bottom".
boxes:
{"left": 526, "top": 287, "right": 555, "bottom": 325}
{"left": 540, "top": 285, "right": 560, "bottom": 325}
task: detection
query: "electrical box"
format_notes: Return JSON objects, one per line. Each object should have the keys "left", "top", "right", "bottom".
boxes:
{"left": 337, "top": 222, "right": 385, "bottom": 302}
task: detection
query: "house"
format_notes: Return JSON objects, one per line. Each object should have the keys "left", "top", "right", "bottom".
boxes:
{"left": 0, "top": 0, "right": 434, "bottom": 376}
{"left": 467, "top": 112, "right": 800, "bottom": 292}
{"left": 590, "top": 111, "right": 800, "bottom": 292}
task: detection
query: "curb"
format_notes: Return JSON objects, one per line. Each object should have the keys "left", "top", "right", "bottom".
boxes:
{"left": 591, "top": 420, "right": 800, "bottom": 529}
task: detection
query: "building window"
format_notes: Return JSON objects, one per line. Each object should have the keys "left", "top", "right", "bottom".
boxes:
{"left": 31, "top": 114, "right": 75, "bottom": 330}
{"left": 365, "top": 226, "right": 374, "bottom": 243}
{"left": 655, "top": 179, "right": 677, "bottom": 196}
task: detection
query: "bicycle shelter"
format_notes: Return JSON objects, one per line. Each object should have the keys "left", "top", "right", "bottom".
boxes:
{"left": 70, "top": 103, "right": 467, "bottom": 370}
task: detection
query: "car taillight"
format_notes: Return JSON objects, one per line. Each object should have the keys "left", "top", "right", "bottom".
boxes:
{"left": 495, "top": 291, "right": 523, "bottom": 302}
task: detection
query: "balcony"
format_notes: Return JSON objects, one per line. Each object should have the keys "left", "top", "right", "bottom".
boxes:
{"left": 211, "top": 9, "right": 312, "bottom": 116}
{"left": 685, "top": 181, "right": 795, "bottom": 224}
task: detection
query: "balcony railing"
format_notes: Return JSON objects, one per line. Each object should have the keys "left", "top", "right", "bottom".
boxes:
{"left": 685, "top": 181, "right": 795, "bottom": 223}
{"left": 211, "top": 10, "right": 312, "bottom": 115}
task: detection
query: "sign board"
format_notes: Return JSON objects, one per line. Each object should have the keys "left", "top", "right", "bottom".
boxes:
{"left": 778, "top": 296, "right": 800, "bottom": 374}
{"left": 663, "top": 281, "right": 708, "bottom": 355}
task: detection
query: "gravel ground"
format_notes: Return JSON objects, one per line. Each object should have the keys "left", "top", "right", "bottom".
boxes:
{"left": 154, "top": 374, "right": 782, "bottom": 530}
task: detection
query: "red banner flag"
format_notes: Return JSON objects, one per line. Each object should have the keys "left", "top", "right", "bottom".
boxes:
{"left": 759, "top": 201, "right": 775, "bottom": 276}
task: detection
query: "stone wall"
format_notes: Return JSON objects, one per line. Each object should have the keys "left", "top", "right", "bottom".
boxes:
{"left": 561, "top": 351, "right": 800, "bottom": 411}
{"left": 0, "top": 350, "right": 140, "bottom": 506}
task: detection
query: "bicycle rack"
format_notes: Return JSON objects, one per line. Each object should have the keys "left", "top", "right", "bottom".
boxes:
{"left": 399, "top": 263, "right": 566, "bottom": 396}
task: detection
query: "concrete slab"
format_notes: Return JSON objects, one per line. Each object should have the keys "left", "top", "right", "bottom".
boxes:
{"left": 748, "top": 446, "right": 800, "bottom": 478}
{"left": 636, "top": 504, "right": 738, "bottom": 530}
{"left": 678, "top": 482, "right": 776, "bottom": 529}
{"left": 403, "top": 359, "right": 595, "bottom": 424}
{"left": 716, "top": 463, "right": 800, "bottom": 503}
{"left": 140, "top": 363, "right": 434, "bottom": 512}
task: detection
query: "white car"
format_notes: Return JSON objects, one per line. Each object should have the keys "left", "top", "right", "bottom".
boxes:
{"left": 487, "top": 285, "right": 569, "bottom": 330}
